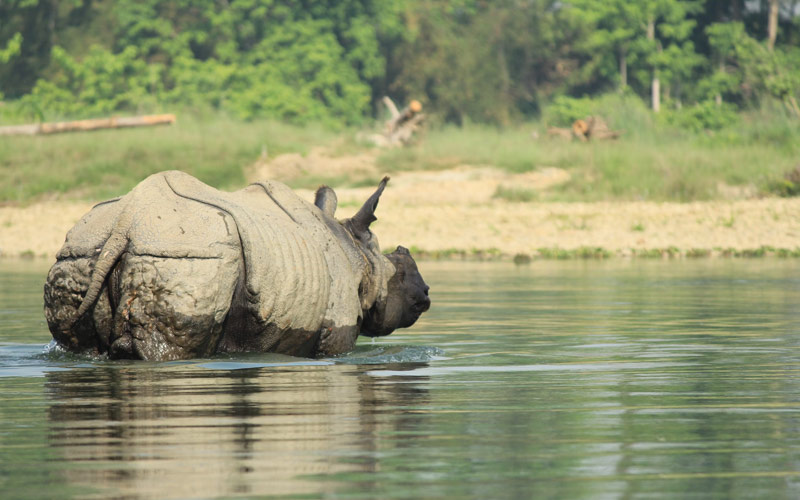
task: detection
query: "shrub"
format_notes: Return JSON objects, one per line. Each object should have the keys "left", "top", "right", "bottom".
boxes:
{"left": 768, "top": 165, "right": 800, "bottom": 197}
{"left": 661, "top": 101, "right": 739, "bottom": 132}
{"left": 544, "top": 95, "right": 595, "bottom": 127}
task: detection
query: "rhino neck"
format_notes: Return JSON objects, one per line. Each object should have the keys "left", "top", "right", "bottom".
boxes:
{"left": 332, "top": 222, "right": 393, "bottom": 319}
{"left": 362, "top": 252, "right": 392, "bottom": 314}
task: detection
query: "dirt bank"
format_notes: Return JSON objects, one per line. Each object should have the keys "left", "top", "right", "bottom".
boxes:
{"left": 3, "top": 156, "right": 800, "bottom": 260}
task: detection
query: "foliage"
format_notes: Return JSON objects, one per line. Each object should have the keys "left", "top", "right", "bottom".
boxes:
{"left": 1, "top": 1, "right": 392, "bottom": 125}
{"left": 702, "top": 21, "right": 800, "bottom": 115}
{"left": 568, "top": 0, "right": 704, "bottom": 99}
{"left": 544, "top": 96, "right": 597, "bottom": 127}
{"left": 0, "top": 1, "right": 798, "bottom": 125}
{"left": 19, "top": 45, "right": 160, "bottom": 117}
{"left": 389, "top": 0, "right": 585, "bottom": 125}
{"left": 0, "top": 33, "right": 22, "bottom": 64}
{"left": 661, "top": 100, "right": 739, "bottom": 132}
{"left": 0, "top": 33, "right": 22, "bottom": 100}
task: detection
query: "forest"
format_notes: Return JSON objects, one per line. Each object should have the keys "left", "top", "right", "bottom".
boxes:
{"left": 1, "top": 0, "right": 799, "bottom": 128}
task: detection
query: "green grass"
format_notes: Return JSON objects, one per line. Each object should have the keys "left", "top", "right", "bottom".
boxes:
{"left": 493, "top": 185, "right": 538, "bottom": 202}
{"left": 377, "top": 108, "right": 800, "bottom": 202}
{"left": 1, "top": 105, "right": 798, "bottom": 204}
{"left": 0, "top": 113, "right": 339, "bottom": 203}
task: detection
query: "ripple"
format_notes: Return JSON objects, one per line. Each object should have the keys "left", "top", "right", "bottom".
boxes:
{"left": 367, "top": 361, "right": 693, "bottom": 377}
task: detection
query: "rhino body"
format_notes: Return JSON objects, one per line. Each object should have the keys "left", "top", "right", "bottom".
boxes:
{"left": 44, "top": 171, "right": 429, "bottom": 361}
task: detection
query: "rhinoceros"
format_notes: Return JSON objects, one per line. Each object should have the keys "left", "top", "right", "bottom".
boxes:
{"left": 44, "top": 171, "right": 430, "bottom": 361}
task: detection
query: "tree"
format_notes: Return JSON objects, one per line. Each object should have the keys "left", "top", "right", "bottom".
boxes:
{"left": 389, "top": 0, "right": 585, "bottom": 124}
{"left": 0, "top": 0, "right": 60, "bottom": 98}
{"left": 568, "top": 0, "right": 702, "bottom": 111}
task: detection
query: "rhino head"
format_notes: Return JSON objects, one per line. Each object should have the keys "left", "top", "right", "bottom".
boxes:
{"left": 361, "top": 245, "right": 430, "bottom": 337}
{"left": 315, "top": 177, "right": 431, "bottom": 338}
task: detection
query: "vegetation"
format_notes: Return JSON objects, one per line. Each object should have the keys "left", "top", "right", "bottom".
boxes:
{"left": 2, "top": 1, "right": 799, "bottom": 124}
{"left": 379, "top": 96, "right": 800, "bottom": 201}
{"left": 1, "top": 1, "right": 799, "bottom": 204}
{"left": 1, "top": 103, "right": 798, "bottom": 204}
{"left": 0, "top": 116, "right": 338, "bottom": 202}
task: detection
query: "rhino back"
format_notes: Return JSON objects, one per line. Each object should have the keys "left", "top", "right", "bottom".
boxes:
{"left": 163, "top": 173, "right": 332, "bottom": 347}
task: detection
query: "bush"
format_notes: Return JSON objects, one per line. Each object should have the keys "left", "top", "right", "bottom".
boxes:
{"left": 661, "top": 101, "right": 739, "bottom": 132}
{"left": 768, "top": 165, "right": 800, "bottom": 197}
{"left": 19, "top": 46, "right": 161, "bottom": 118}
{"left": 543, "top": 93, "right": 652, "bottom": 138}
{"left": 12, "top": 18, "right": 373, "bottom": 125}
{"left": 544, "top": 95, "right": 596, "bottom": 126}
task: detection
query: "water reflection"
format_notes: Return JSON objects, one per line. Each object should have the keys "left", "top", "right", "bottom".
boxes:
{"left": 45, "top": 362, "right": 429, "bottom": 499}
{"left": 4, "top": 259, "right": 800, "bottom": 499}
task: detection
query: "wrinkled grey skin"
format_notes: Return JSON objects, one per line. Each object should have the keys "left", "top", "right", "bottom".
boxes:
{"left": 44, "top": 171, "right": 430, "bottom": 361}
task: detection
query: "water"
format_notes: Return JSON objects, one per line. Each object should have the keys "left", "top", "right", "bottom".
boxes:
{"left": 2, "top": 258, "right": 800, "bottom": 499}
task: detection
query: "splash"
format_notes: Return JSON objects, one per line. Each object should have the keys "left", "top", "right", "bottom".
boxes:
{"left": 333, "top": 344, "right": 447, "bottom": 365}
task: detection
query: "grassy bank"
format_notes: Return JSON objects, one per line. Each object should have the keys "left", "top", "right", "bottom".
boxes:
{"left": 1, "top": 106, "right": 799, "bottom": 204}
{"left": 0, "top": 115, "right": 339, "bottom": 203}
{"left": 378, "top": 112, "right": 800, "bottom": 202}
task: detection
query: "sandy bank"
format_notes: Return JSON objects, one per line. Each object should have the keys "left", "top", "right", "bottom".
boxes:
{"left": 2, "top": 187, "right": 799, "bottom": 261}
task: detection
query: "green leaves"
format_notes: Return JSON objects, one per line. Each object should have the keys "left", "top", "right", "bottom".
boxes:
{"left": 2, "top": 0, "right": 384, "bottom": 124}
{"left": 0, "top": 0, "right": 798, "bottom": 125}
{"left": 19, "top": 45, "right": 158, "bottom": 117}
{"left": 0, "top": 33, "right": 22, "bottom": 64}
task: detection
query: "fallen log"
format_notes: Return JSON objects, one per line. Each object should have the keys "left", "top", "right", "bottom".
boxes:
{"left": 548, "top": 116, "right": 621, "bottom": 142}
{"left": 572, "top": 116, "right": 621, "bottom": 141}
{"left": 0, "top": 114, "right": 176, "bottom": 136}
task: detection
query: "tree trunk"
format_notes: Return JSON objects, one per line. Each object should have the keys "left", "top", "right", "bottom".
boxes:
{"left": 496, "top": 42, "right": 511, "bottom": 126}
{"left": 619, "top": 48, "right": 627, "bottom": 89}
{"left": 652, "top": 77, "right": 661, "bottom": 113}
{"left": 647, "top": 18, "right": 660, "bottom": 112}
{"left": 732, "top": 1, "right": 743, "bottom": 20}
{"left": 767, "top": 0, "right": 779, "bottom": 51}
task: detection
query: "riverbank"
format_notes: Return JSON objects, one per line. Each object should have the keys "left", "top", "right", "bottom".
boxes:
{"left": 2, "top": 164, "right": 799, "bottom": 260}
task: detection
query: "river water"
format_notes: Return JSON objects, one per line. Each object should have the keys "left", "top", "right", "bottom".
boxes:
{"left": 1, "top": 258, "right": 800, "bottom": 499}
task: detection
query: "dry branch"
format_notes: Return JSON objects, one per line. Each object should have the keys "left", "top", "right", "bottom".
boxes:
{"left": 380, "top": 97, "right": 425, "bottom": 147}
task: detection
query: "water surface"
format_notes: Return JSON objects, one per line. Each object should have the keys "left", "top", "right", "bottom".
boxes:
{"left": 1, "top": 258, "right": 800, "bottom": 499}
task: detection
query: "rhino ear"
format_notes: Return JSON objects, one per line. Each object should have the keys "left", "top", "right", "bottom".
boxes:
{"left": 350, "top": 176, "right": 389, "bottom": 237}
{"left": 314, "top": 185, "right": 338, "bottom": 217}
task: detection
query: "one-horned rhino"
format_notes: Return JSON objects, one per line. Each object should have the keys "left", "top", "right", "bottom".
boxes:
{"left": 43, "top": 171, "right": 430, "bottom": 360}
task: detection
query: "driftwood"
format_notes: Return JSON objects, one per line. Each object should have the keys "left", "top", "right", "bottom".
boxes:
{"left": 547, "top": 116, "right": 621, "bottom": 142}
{"left": 364, "top": 97, "right": 425, "bottom": 147}
{"left": 0, "top": 114, "right": 176, "bottom": 136}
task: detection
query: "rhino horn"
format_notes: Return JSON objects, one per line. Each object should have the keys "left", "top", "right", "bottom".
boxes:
{"left": 350, "top": 176, "right": 389, "bottom": 237}
{"left": 314, "top": 185, "right": 338, "bottom": 217}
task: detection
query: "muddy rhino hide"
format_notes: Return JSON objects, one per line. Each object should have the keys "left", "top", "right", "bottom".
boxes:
{"left": 44, "top": 171, "right": 390, "bottom": 360}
